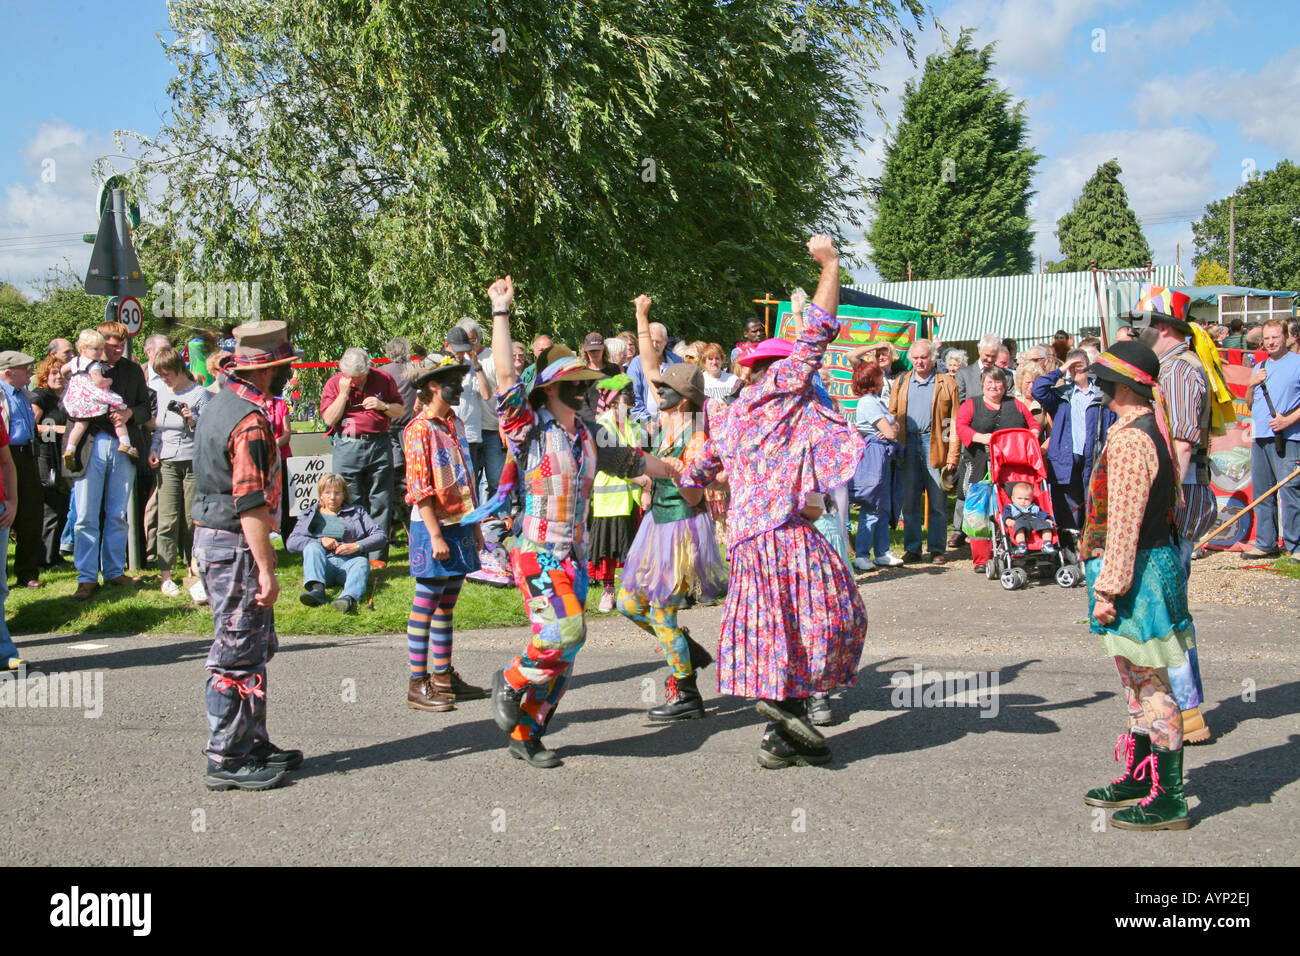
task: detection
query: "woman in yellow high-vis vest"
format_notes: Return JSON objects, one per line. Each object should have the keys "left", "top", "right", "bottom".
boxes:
{"left": 588, "top": 374, "right": 648, "bottom": 612}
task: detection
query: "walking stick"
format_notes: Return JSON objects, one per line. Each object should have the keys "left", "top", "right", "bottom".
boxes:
{"left": 1196, "top": 464, "right": 1300, "bottom": 550}
{"left": 1258, "top": 383, "right": 1288, "bottom": 457}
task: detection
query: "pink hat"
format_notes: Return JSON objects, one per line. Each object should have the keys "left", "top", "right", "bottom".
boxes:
{"left": 737, "top": 337, "right": 794, "bottom": 367}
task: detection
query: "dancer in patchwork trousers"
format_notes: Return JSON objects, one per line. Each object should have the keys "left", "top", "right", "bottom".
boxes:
{"left": 1081, "top": 342, "right": 1193, "bottom": 830}
{"left": 192, "top": 321, "right": 303, "bottom": 791}
{"left": 475, "top": 276, "right": 679, "bottom": 767}
{"left": 618, "top": 294, "right": 727, "bottom": 721}
{"left": 401, "top": 350, "right": 487, "bottom": 712}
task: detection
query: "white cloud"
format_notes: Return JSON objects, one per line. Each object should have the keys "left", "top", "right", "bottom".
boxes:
{"left": 0, "top": 120, "right": 126, "bottom": 296}
{"left": 1134, "top": 46, "right": 1300, "bottom": 156}
{"left": 1029, "top": 127, "right": 1219, "bottom": 268}
{"left": 1103, "top": 0, "right": 1232, "bottom": 56}
{"left": 942, "top": 0, "right": 1125, "bottom": 76}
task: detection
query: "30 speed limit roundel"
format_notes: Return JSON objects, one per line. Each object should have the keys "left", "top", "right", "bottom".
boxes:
{"left": 117, "top": 295, "right": 143, "bottom": 336}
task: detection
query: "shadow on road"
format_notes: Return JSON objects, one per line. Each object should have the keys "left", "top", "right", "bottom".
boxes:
{"left": 1187, "top": 734, "right": 1300, "bottom": 821}
{"left": 1202, "top": 680, "right": 1300, "bottom": 743}
{"left": 832, "top": 657, "right": 1115, "bottom": 765}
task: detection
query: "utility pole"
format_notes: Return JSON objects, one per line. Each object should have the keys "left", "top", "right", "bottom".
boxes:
{"left": 1229, "top": 196, "right": 1235, "bottom": 284}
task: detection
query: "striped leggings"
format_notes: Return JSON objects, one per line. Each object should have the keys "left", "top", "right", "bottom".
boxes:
{"left": 408, "top": 576, "right": 464, "bottom": 678}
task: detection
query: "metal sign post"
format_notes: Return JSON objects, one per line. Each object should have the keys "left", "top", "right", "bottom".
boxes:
{"left": 85, "top": 187, "right": 147, "bottom": 572}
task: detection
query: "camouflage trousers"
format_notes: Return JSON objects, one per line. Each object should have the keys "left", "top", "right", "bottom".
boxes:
{"left": 195, "top": 526, "right": 279, "bottom": 768}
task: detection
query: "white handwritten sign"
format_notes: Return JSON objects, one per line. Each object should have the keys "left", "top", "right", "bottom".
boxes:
{"left": 285, "top": 454, "right": 333, "bottom": 516}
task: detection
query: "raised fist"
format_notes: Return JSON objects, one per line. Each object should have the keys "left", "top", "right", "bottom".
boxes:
{"left": 634, "top": 294, "right": 652, "bottom": 319}
{"left": 807, "top": 234, "right": 838, "bottom": 266}
{"left": 488, "top": 275, "right": 514, "bottom": 312}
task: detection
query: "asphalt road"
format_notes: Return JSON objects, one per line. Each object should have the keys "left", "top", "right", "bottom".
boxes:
{"left": 3, "top": 562, "right": 1297, "bottom": 866}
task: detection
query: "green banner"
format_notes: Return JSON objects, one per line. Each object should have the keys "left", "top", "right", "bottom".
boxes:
{"left": 774, "top": 302, "right": 922, "bottom": 411}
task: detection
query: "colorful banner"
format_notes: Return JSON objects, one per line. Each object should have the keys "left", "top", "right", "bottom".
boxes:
{"left": 774, "top": 303, "right": 923, "bottom": 412}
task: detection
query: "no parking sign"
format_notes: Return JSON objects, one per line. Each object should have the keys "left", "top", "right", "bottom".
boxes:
{"left": 286, "top": 454, "right": 333, "bottom": 516}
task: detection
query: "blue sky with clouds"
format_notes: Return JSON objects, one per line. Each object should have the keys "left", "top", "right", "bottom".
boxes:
{"left": 3, "top": 0, "right": 1299, "bottom": 292}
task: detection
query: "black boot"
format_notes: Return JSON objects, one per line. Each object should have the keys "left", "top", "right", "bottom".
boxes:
{"left": 682, "top": 627, "right": 714, "bottom": 671}
{"left": 648, "top": 673, "right": 705, "bottom": 722}
{"left": 757, "top": 722, "right": 831, "bottom": 769}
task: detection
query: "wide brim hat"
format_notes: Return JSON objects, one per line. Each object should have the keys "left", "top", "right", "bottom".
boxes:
{"left": 228, "top": 321, "right": 300, "bottom": 368}
{"left": 410, "top": 350, "right": 467, "bottom": 389}
{"left": 1116, "top": 283, "right": 1193, "bottom": 335}
{"left": 659, "top": 361, "right": 707, "bottom": 408}
{"left": 1088, "top": 341, "right": 1160, "bottom": 401}
{"left": 737, "top": 337, "right": 794, "bottom": 368}
{"left": 528, "top": 344, "right": 604, "bottom": 404}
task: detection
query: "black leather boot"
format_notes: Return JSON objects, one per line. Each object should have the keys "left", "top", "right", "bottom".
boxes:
{"left": 648, "top": 673, "right": 705, "bottom": 722}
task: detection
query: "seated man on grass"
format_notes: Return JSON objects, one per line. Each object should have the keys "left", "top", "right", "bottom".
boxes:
{"left": 287, "top": 472, "right": 387, "bottom": 612}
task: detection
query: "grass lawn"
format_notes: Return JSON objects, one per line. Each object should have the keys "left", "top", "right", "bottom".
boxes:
{"left": 2, "top": 531, "right": 620, "bottom": 637}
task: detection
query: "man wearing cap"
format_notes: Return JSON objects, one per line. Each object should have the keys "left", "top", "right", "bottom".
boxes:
{"left": 320, "top": 347, "right": 404, "bottom": 563}
{"left": 1245, "top": 319, "right": 1300, "bottom": 560}
{"left": 480, "top": 276, "right": 680, "bottom": 767}
{"left": 193, "top": 321, "right": 302, "bottom": 791}
{"left": 627, "top": 319, "right": 682, "bottom": 423}
{"left": 1118, "top": 285, "right": 1216, "bottom": 744}
{"left": 445, "top": 323, "right": 494, "bottom": 508}
{"left": 1081, "top": 341, "right": 1193, "bottom": 830}
{"left": 578, "top": 332, "right": 620, "bottom": 420}
{"left": 0, "top": 351, "right": 45, "bottom": 589}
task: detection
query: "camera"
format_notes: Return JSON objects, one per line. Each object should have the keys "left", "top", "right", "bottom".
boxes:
{"left": 167, "top": 400, "right": 187, "bottom": 414}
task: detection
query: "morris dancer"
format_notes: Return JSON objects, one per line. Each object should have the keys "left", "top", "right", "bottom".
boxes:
{"left": 1081, "top": 341, "right": 1192, "bottom": 830}
{"left": 618, "top": 295, "right": 728, "bottom": 721}
{"left": 401, "top": 350, "right": 488, "bottom": 713}
{"left": 193, "top": 321, "right": 302, "bottom": 791}
{"left": 475, "top": 277, "right": 679, "bottom": 768}
{"left": 678, "top": 235, "right": 868, "bottom": 768}
{"left": 588, "top": 374, "right": 645, "bottom": 613}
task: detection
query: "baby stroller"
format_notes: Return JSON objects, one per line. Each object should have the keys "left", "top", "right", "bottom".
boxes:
{"left": 984, "top": 428, "right": 1084, "bottom": 590}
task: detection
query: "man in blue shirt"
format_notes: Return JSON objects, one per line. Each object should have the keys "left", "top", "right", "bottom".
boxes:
{"left": 1245, "top": 319, "right": 1300, "bottom": 559}
{"left": 627, "top": 321, "right": 682, "bottom": 423}
{"left": 1032, "top": 349, "right": 1115, "bottom": 531}
{"left": 0, "top": 351, "right": 44, "bottom": 589}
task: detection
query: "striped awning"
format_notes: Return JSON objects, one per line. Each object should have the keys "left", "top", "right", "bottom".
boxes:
{"left": 850, "top": 266, "right": 1185, "bottom": 344}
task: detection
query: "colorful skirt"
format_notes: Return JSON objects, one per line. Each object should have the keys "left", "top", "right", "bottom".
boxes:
{"left": 622, "top": 510, "right": 728, "bottom": 605}
{"left": 409, "top": 520, "right": 480, "bottom": 579}
{"left": 717, "top": 516, "right": 867, "bottom": 699}
{"left": 1086, "top": 544, "right": 1195, "bottom": 669}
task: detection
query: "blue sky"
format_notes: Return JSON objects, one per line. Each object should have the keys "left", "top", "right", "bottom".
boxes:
{"left": 3, "top": 0, "right": 1299, "bottom": 292}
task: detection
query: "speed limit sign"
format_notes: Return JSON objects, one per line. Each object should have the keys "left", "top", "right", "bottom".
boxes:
{"left": 116, "top": 295, "right": 143, "bottom": 337}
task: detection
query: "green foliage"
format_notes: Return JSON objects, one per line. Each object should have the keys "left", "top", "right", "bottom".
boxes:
{"left": 1192, "top": 160, "right": 1300, "bottom": 291}
{"left": 0, "top": 271, "right": 104, "bottom": 359}
{"left": 867, "top": 30, "right": 1040, "bottom": 281}
{"left": 1192, "top": 259, "right": 1231, "bottom": 286}
{"left": 1053, "top": 159, "right": 1152, "bottom": 271}
{"left": 121, "top": 0, "right": 929, "bottom": 359}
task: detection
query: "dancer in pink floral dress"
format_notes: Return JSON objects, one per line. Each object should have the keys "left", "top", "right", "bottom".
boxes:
{"left": 679, "top": 235, "right": 867, "bottom": 768}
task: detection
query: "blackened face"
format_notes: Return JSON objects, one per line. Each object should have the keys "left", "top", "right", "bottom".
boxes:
{"left": 1136, "top": 327, "right": 1160, "bottom": 349}
{"left": 440, "top": 378, "right": 465, "bottom": 407}
{"left": 656, "top": 383, "right": 685, "bottom": 411}
{"left": 557, "top": 379, "right": 587, "bottom": 411}
{"left": 1098, "top": 378, "right": 1118, "bottom": 407}
{"left": 270, "top": 365, "right": 292, "bottom": 396}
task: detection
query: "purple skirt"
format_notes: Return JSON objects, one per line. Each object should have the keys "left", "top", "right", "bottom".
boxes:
{"left": 622, "top": 511, "right": 728, "bottom": 605}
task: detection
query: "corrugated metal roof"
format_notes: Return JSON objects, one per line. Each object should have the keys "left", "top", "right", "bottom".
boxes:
{"left": 851, "top": 266, "right": 1185, "bottom": 343}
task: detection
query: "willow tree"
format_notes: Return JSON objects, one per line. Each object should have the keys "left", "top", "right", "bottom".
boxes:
{"left": 122, "top": 0, "right": 928, "bottom": 358}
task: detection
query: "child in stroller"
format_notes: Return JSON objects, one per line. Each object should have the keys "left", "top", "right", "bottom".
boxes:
{"left": 1003, "top": 481, "right": 1059, "bottom": 556}
{"left": 986, "top": 428, "right": 1082, "bottom": 590}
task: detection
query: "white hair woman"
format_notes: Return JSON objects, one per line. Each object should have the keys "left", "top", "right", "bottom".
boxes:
{"left": 286, "top": 472, "right": 385, "bottom": 612}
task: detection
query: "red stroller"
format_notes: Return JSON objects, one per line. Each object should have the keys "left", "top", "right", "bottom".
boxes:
{"left": 985, "top": 428, "right": 1083, "bottom": 590}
